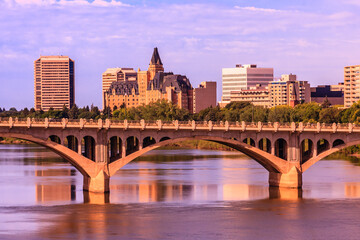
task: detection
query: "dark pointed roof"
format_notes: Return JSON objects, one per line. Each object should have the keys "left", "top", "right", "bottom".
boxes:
{"left": 150, "top": 47, "right": 163, "bottom": 65}
{"left": 147, "top": 72, "right": 192, "bottom": 93}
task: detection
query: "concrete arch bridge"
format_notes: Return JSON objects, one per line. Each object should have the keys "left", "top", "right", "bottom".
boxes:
{"left": 0, "top": 117, "right": 358, "bottom": 193}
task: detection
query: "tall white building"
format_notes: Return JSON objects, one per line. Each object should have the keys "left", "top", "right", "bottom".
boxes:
{"left": 221, "top": 64, "right": 273, "bottom": 103}
{"left": 344, "top": 65, "right": 360, "bottom": 108}
{"left": 34, "top": 56, "right": 75, "bottom": 111}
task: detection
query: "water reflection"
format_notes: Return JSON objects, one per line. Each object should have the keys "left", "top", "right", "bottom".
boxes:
{"left": 2, "top": 145, "right": 360, "bottom": 205}
{"left": 34, "top": 164, "right": 77, "bottom": 203}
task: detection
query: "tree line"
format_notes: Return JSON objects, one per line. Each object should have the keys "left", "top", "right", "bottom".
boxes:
{"left": 1, "top": 99, "right": 359, "bottom": 123}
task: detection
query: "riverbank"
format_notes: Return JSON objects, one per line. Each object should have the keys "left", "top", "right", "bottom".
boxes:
{"left": 0, "top": 137, "right": 29, "bottom": 144}
{"left": 0, "top": 137, "right": 235, "bottom": 151}
{"left": 157, "top": 140, "right": 236, "bottom": 151}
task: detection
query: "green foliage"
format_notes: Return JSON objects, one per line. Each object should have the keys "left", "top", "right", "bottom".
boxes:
{"left": 292, "top": 102, "right": 322, "bottom": 122}
{"left": 2, "top": 100, "right": 360, "bottom": 124}
{"left": 268, "top": 105, "right": 293, "bottom": 123}
{"left": 319, "top": 107, "right": 341, "bottom": 123}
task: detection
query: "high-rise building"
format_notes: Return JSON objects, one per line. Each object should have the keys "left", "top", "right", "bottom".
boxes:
{"left": 268, "top": 74, "right": 310, "bottom": 107}
{"left": 34, "top": 56, "right": 74, "bottom": 111}
{"left": 344, "top": 65, "right": 360, "bottom": 108}
{"left": 221, "top": 64, "right": 273, "bottom": 104}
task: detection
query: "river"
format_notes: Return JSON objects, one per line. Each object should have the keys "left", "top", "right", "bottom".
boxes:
{"left": 0, "top": 144, "right": 360, "bottom": 239}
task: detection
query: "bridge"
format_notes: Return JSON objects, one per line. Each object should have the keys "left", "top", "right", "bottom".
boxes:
{"left": 0, "top": 117, "right": 358, "bottom": 193}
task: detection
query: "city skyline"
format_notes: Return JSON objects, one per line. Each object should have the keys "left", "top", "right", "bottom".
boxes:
{"left": 1, "top": 0, "right": 360, "bottom": 109}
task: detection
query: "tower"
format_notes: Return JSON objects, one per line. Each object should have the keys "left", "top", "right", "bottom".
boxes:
{"left": 148, "top": 47, "right": 164, "bottom": 81}
{"left": 34, "top": 56, "right": 75, "bottom": 111}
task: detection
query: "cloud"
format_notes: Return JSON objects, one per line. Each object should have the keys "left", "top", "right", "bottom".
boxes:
{"left": 234, "top": 6, "right": 284, "bottom": 13}
{"left": 3, "top": 0, "right": 131, "bottom": 7}
{"left": 0, "top": 2, "right": 359, "bottom": 108}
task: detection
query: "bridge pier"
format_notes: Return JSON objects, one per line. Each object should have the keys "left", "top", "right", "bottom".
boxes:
{"left": 83, "top": 170, "right": 110, "bottom": 193}
{"left": 268, "top": 166, "right": 302, "bottom": 188}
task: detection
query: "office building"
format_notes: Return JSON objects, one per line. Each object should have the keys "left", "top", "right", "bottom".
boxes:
{"left": 230, "top": 85, "right": 270, "bottom": 107}
{"left": 311, "top": 84, "right": 344, "bottom": 106}
{"left": 221, "top": 64, "right": 273, "bottom": 103}
{"left": 34, "top": 56, "right": 74, "bottom": 111}
{"left": 344, "top": 65, "right": 360, "bottom": 108}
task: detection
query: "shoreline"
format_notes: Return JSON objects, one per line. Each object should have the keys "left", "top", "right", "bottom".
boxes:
{"left": 0, "top": 138, "right": 235, "bottom": 151}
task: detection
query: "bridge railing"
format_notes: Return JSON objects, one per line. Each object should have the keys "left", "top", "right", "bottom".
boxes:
{"left": 2, "top": 117, "right": 360, "bottom": 133}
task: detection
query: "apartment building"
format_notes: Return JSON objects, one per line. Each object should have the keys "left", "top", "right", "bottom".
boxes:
{"left": 344, "top": 65, "right": 360, "bottom": 108}
{"left": 34, "top": 56, "right": 74, "bottom": 111}
{"left": 268, "top": 74, "right": 310, "bottom": 107}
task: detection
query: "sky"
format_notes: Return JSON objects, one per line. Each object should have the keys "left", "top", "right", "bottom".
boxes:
{"left": 0, "top": 0, "right": 360, "bottom": 109}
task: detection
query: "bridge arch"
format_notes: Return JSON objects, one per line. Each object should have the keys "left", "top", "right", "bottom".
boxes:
{"left": 302, "top": 139, "right": 360, "bottom": 172}
{"left": 143, "top": 136, "right": 156, "bottom": 148}
{"left": 49, "top": 135, "right": 61, "bottom": 144}
{"left": 333, "top": 139, "right": 345, "bottom": 147}
{"left": 300, "top": 139, "right": 314, "bottom": 164}
{"left": 0, "top": 133, "right": 97, "bottom": 177}
{"left": 317, "top": 139, "right": 330, "bottom": 155}
{"left": 274, "top": 138, "right": 288, "bottom": 160}
{"left": 159, "top": 137, "right": 171, "bottom": 142}
{"left": 108, "top": 136, "right": 290, "bottom": 177}
{"left": 258, "top": 138, "right": 271, "bottom": 153}
{"left": 65, "top": 135, "right": 78, "bottom": 152}
{"left": 82, "top": 136, "right": 96, "bottom": 161}
{"left": 242, "top": 137, "right": 255, "bottom": 147}
{"left": 126, "top": 136, "right": 139, "bottom": 155}
{"left": 109, "top": 136, "right": 122, "bottom": 162}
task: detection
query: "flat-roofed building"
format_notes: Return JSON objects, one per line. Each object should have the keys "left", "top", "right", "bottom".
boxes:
{"left": 311, "top": 84, "right": 344, "bottom": 106}
{"left": 269, "top": 74, "right": 310, "bottom": 107}
{"left": 230, "top": 85, "right": 270, "bottom": 107}
{"left": 102, "top": 68, "right": 137, "bottom": 109}
{"left": 34, "top": 56, "right": 74, "bottom": 111}
{"left": 193, "top": 81, "right": 217, "bottom": 113}
{"left": 221, "top": 64, "right": 273, "bottom": 102}
{"left": 344, "top": 65, "right": 360, "bottom": 108}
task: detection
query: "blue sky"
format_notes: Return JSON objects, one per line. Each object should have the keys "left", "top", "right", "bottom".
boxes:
{"left": 1, "top": 0, "right": 360, "bottom": 109}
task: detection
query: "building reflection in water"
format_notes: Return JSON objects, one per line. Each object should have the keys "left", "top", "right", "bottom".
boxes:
{"left": 35, "top": 163, "right": 76, "bottom": 203}
{"left": 345, "top": 183, "right": 360, "bottom": 198}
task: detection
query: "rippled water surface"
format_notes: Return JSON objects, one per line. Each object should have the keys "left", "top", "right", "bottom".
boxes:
{"left": 1, "top": 144, "right": 360, "bottom": 239}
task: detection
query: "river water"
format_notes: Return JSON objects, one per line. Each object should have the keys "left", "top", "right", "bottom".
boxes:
{"left": 0, "top": 144, "right": 360, "bottom": 239}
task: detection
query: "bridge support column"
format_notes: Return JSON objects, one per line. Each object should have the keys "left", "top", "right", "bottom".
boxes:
{"left": 268, "top": 166, "right": 302, "bottom": 188}
{"left": 83, "top": 170, "right": 110, "bottom": 193}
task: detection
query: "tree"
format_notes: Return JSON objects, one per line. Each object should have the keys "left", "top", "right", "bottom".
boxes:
{"left": 319, "top": 107, "right": 341, "bottom": 123}
{"left": 268, "top": 105, "right": 293, "bottom": 123}
{"left": 69, "top": 105, "right": 79, "bottom": 119}
{"left": 60, "top": 105, "right": 69, "bottom": 118}
{"left": 321, "top": 96, "right": 331, "bottom": 108}
{"left": 292, "top": 102, "right": 321, "bottom": 122}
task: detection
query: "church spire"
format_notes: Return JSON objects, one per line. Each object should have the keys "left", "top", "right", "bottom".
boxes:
{"left": 150, "top": 47, "right": 163, "bottom": 65}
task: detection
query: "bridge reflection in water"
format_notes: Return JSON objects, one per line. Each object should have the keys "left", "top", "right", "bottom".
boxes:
{"left": 2, "top": 118, "right": 360, "bottom": 192}
{"left": 28, "top": 150, "right": 360, "bottom": 204}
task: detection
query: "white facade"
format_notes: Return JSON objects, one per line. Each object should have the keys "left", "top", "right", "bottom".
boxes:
{"left": 221, "top": 64, "right": 273, "bottom": 101}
